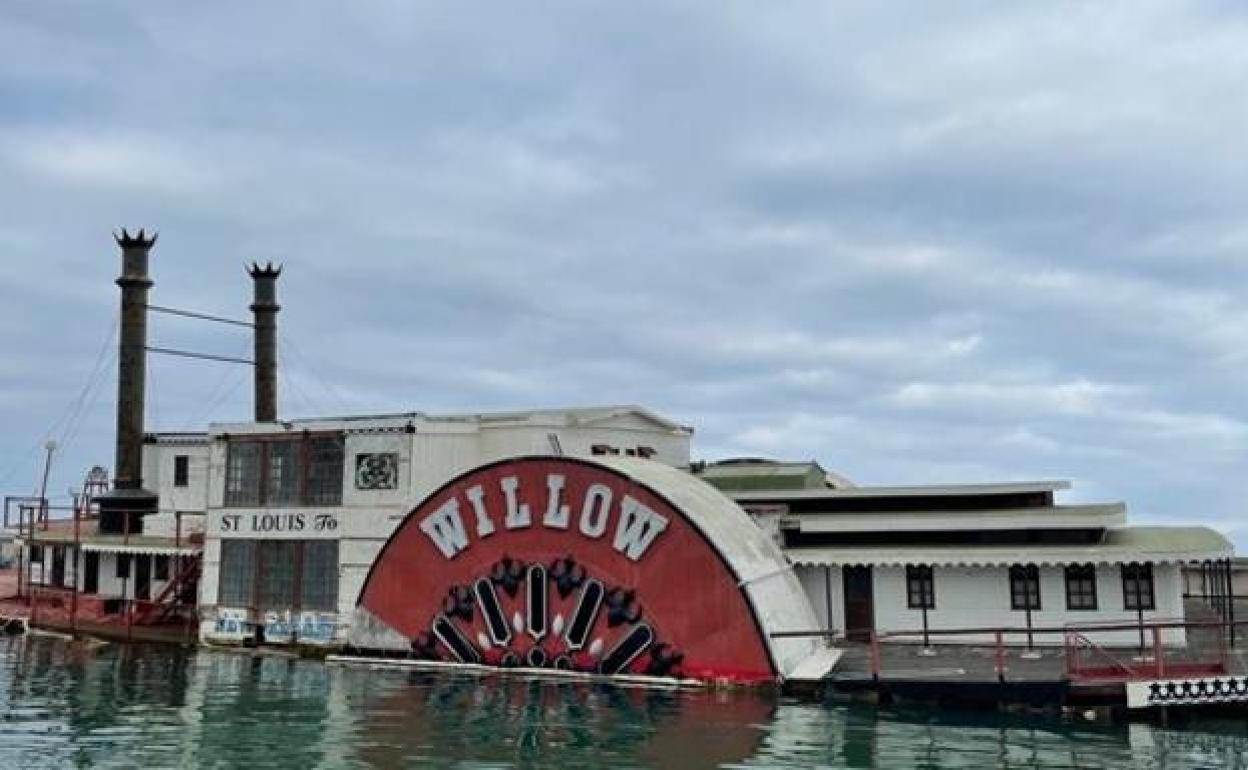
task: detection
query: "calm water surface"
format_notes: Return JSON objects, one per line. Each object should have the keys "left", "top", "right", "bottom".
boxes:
{"left": 0, "top": 635, "right": 1246, "bottom": 768}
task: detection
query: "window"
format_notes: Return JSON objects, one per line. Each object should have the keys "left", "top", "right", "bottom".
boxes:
{"left": 906, "top": 565, "right": 935, "bottom": 609}
{"left": 217, "top": 539, "right": 338, "bottom": 612}
{"left": 306, "top": 438, "right": 345, "bottom": 506}
{"left": 1122, "top": 563, "right": 1155, "bottom": 610}
{"left": 300, "top": 541, "right": 339, "bottom": 612}
{"left": 1009, "top": 564, "right": 1041, "bottom": 610}
{"left": 224, "top": 436, "right": 344, "bottom": 508}
{"left": 1064, "top": 564, "right": 1097, "bottom": 610}
{"left": 83, "top": 552, "right": 99, "bottom": 594}
{"left": 258, "top": 541, "right": 299, "bottom": 610}
{"left": 225, "top": 442, "right": 262, "bottom": 506}
{"left": 29, "top": 545, "right": 43, "bottom": 564}
{"left": 267, "top": 441, "right": 300, "bottom": 506}
{"left": 219, "top": 540, "right": 257, "bottom": 607}
{"left": 174, "top": 455, "right": 190, "bottom": 487}
{"left": 154, "top": 555, "right": 171, "bottom": 581}
{"left": 117, "top": 554, "right": 131, "bottom": 580}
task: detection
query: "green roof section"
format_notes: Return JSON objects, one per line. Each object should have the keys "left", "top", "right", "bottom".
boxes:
{"left": 693, "top": 458, "right": 833, "bottom": 492}
{"left": 1101, "top": 525, "right": 1233, "bottom": 554}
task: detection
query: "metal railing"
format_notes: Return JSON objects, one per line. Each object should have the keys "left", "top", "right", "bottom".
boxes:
{"left": 774, "top": 618, "right": 1248, "bottom": 683}
{"left": 11, "top": 495, "right": 206, "bottom": 640}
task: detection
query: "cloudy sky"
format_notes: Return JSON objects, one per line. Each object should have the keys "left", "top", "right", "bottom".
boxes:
{"left": 2, "top": 2, "right": 1246, "bottom": 547}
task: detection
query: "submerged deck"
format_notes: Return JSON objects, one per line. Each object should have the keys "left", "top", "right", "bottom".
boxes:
{"left": 823, "top": 599, "right": 1248, "bottom": 709}
{"left": 0, "top": 568, "right": 198, "bottom": 645}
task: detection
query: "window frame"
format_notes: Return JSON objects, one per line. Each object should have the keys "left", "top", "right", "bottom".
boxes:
{"left": 218, "top": 540, "right": 257, "bottom": 607}
{"left": 1122, "top": 562, "right": 1156, "bottom": 611}
{"left": 216, "top": 539, "right": 339, "bottom": 614}
{"left": 223, "top": 434, "right": 345, "bottom": 508}
{"left": 1064, "top": 563, "right": 1098, "bottom": 611}
{"left": 1009, "top": 564, "right": 1042, "bottom": 611}
{"left": 906, "top": 564, "right": 936, "bottom": 610}
{"left": 173, "top": 454, "right": 190, "bottom": 488}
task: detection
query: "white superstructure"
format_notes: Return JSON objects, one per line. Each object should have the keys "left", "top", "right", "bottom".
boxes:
{"left": 699, "top": 461, "right": 1233, "bottom": 647}
{"left": 196, "top": 406, "right": 692, "bottom": 644}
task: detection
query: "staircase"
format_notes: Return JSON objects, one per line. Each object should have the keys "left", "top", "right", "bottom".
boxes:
{"left": 131, "top": 554, "right": 201, "bottom": 625}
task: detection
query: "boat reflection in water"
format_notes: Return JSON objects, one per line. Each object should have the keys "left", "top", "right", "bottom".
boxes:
{"left": 1, "top": 636, "right": 1247, "bottom": 768}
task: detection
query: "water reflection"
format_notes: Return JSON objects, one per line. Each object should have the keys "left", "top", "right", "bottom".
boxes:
{"left": 0, "top": 636, "right": 1246, "bottom": 768}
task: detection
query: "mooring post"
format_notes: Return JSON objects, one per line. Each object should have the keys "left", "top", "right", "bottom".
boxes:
{"left": 28, "top": 530, "right": 38, "bottom": 628}
{"left": 1152, "top": 626, "right": 1164, "bottom": 679}
{"left": 995, "top": 630, "right": 1006, "bottom": 683}
{"left": 124, "top": 512, "right": 133, "bottom": 642}
{"left": 1228, "top": 558, "right": 1237, "bottom": 650}
{"left": 16, "top": 505, "right": 25, "bottom": 601}
{"left": 70, "top": 495, "right": 80, "bottom": 637}
{"left": 868, "top": 630, "right": 881, "bottom": 683}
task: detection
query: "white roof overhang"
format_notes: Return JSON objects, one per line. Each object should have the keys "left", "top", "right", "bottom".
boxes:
{"left": 782, "top": 504, "right": 1127, "bottom": 533}
{"left": 785, "top": 526, "right": 1233, "bottom": 568}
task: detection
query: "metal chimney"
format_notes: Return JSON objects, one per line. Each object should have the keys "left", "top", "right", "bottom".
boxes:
{"left": 249, "top": 262, "right": 281, "bottom": 422}
{"left": 98, "top": 228, "right": 159, "bottom": 535}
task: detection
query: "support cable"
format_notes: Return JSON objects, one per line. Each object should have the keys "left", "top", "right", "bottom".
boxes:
{"left": 284, "top": 334, "right": 352, "bottom": 413}
{"left": 190, "top": 339, "right": 252, "bottom": 426}
{"left": 199, "top": 369, "right": 249, "bottom": 424}
{"left": 51, "top": 320, "right": 118, "bottom": 448}
{"left": 145, "top": 304, "right": 253, "bottom": 328}
{"left": 282, "top": 366, "right": 325, "bottom": 418}
{"left": 145, "top": 346, "right": 255, "bottom": 366}
{"left": 60, "top": 352, "right": 116, "bottom": 461}
{"left": 0, "top": 319, "right": 117, "bottom": 490}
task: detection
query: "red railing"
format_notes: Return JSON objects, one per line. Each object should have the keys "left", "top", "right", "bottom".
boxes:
{"left": 130, "top": 554, "right": 202, "bottom": 625}
{"left": 774, "top": 618, "right": 1248, "bottom": 683}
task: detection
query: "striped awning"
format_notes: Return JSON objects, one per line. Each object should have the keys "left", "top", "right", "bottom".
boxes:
{"left": 77, "top": 542, "right": 198, "bottom": 556}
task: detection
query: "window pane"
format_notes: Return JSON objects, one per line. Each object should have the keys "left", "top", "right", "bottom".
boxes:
{"left": 174, "top": 455, "right": 189, "bottom": 487}
{"left": 1010, "top": 565, "right": 1041, "bottom": 610}
{"left": 906, "top": 566, "right": 934, "bottom": 609}
{"left": 300, "top": 541, "right": 339, "bottom": 612}
{"left": 306, "top": 437, "right": 344, "bottom": 506}
{"left": 268, "top": 441, "right": 300, "bottom": 506}
{"left": 257, "top": 541, "right": 298, "bottom": 610}
{"left": 1065, "top": 565, "right": 1097, "bottom": 610}
{"left": 1128, "top": 561, "right": 1153, "bottom": 609}
{"left": 1123, "top": 563, "right": 1155, "bottom": 610}
{"left": 219, "top": 540, "right": 256, "bottom": 607}
{"left": 225, "top": 442, "right": 261, "bottom": 507}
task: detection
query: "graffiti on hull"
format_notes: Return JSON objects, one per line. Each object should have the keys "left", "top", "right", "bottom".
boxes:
{"left": 208, "top": 608, "right": 338, "bottom": 645}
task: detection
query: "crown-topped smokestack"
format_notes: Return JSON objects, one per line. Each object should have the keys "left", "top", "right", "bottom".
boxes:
{"left": 98, "top": 228, "right": 159, "bottom": 534}
{"left": 249, "top": 261, "right": 281, "bottom": 423}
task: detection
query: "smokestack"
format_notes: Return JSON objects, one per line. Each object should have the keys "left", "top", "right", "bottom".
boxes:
{"left": 98, "top": 228, "right": 159, "bottom": 534}
{"left": 249, "top": 262, "right": 281, "bottom": 422}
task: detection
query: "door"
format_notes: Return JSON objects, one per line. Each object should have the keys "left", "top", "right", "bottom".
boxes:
{"left": 83, "top": 552, "right": 99, "bottom": 594}
{"left": 843, "top": 565, "right": 875, "bottom": 642}
{"left": 135, "top": 554, "right": 152, "bottom": 601}
{"left": 51, "top": 547, "right": 65, "bottom": 588}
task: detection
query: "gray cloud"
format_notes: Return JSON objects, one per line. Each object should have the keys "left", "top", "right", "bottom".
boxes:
{"left": 2, "top": 1, "right": 1246, "bottom": 548}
